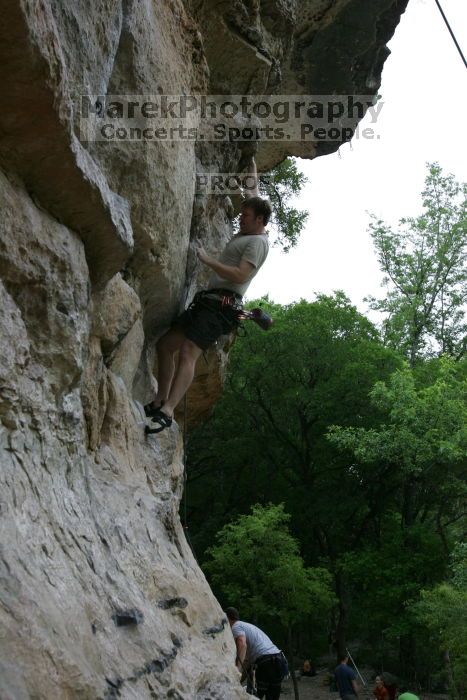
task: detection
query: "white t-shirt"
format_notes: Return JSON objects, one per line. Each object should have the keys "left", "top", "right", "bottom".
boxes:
{"left": 231, "top": 620, "right": 280, "bottom": 664}
{"left": 208, "top": 233, "right": 269, "bottom": 297}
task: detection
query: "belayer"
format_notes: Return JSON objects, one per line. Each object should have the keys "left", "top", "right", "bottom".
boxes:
{"left": 225, "top": 606, "right": 287, "bottom": 699}
{"left": 144, "top": 157, "right": 272, "bottom": 433}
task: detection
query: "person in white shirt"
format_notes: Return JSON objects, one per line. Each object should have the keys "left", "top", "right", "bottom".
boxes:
{"left": 226, "top": 606, "right": 284, "bottom": 700}
{"left": 144, "top": 159, "right": 271, "bottom": 433}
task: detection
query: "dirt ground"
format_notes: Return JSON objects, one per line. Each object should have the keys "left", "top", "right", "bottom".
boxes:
{"left": 279, "top": 670, "right": 449, "bottom": 700}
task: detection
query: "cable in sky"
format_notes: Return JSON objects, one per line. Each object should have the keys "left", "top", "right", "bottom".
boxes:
{"left": 434, "top": 0, "right": 467, "bottom": 70}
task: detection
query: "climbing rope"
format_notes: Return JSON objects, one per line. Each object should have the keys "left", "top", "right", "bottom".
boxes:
{"left": 182, "top": 395, "right": 188, "bottom": 529}
{"left": 182, "top": 393, "right": 198, "bottom": 562}
{"left": 434, "top": 0, "right": 467, "bottom": 70}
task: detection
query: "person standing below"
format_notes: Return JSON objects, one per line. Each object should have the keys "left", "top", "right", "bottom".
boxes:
{"left": 335, "top": 654, "right": 359, "bottom": 700}
{"left": 144, "top": 158, "right": 271, "bottom": 433}
{"left": 373, "top": 675, "right": 389, "bottom": 700}
{"left": 225, "top": 607, "right": 284, "bottom": 700}
{"left": 381, "top": 672, "right": 398, "bottom": 700}
{"left": 301, "top": 659, "right": 316, "bottom": 677}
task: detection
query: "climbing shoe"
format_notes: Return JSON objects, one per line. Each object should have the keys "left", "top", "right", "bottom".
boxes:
{"left": 145, "top": 409, "right": 173, "bottom": 435}
{"left": 144, "top": 400, "right": 165, "bottom": 418}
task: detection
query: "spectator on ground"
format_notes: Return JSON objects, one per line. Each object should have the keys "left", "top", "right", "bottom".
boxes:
{"left": 301, "top": 660, "right": 316, "bottom": 677}
{"left": 373, "top": 675, "right": 389, "bottom": 700}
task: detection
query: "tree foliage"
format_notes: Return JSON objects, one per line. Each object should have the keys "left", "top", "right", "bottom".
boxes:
{"left": 205, "top": 503, "right": 335, "bottom": 630}
{"left": 187, "top": 297, "right": 466, "bottom": 686}
{"left": 187, "top": 294, "right": 402, "bottom": 559}
{"left": 259, "top": 158, "right": 309, "bottom": 252}
{"left": 187, "top": 295, "right": 405, "bottom": 658}
{"left": 328, "top": 358, "right": 467, "bottom": 531}
{"left": 328, "top": 357, "right": 467, "bottom": 678}
{"left": 410, "top": 544, "right": 467, "bottom": 699}
{"left": 367, "top": 163, "right": 467, "bottom": 364}
{"left": 186, "top": 163, "right": 467, "bottom": 694}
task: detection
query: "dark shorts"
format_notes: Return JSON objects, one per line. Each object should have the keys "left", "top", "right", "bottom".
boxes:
{"left": 175, "top": 291, "right": 241, "bottom": 351}
{"left": 254, "top": 654, "right": 283, "bottom": 700}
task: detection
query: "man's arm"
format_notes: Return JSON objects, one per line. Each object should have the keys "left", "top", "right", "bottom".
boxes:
{"left": 335, "top": 673, "right": 340, "bottom": 693}
{"left": 352, "top": 679, "right": 359, "bottom": 696}
{"left": 235, "top": 634, "right": 247, "bottom": 672}
{"left": 246, "top": 157, "right": 258, "bottom": 197}
{"left": 197, "top": 249, "right": 254, "bottom": 284}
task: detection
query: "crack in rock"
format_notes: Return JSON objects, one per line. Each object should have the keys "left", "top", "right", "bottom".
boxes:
{"left": 157, "top": 596, "right": 188, "bottom": 610}
{"left": 203, "top": 618, "right": 227, "bottom": 637}
{"left": 103, "top": 643, "right": 179, "bottom": 698}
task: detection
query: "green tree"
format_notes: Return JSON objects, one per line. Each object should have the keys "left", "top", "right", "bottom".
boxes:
{"left": 328, "top": 358, "right": 467, "bottom": 535}
{"left": 328, "top": 358, "right": 467, "bottom": 678}
{"left": 186, "top": 160, "right": 467, "bottom": 684}
{"left": 411, "top": 543, "right": 467, "bottom": 699}
{"left": 367, "top": 163, "right": 467, "bottom": 365}
{"left": 204, "top": 503, "right": 335, "bottom": 700}
{"left": 187, "top": 295, "right": 402, "bottom": 654}
{"left": 259, "top": 158, "right": 309, "bottom": 252}
{"left": 186, "top": 297, "right": 466, "bottom": 683}
{"left": 187, "top": 295, "right": 401, "bottom": 549}
{"left": 336, "top": 518, "right": 446, "bottom": 677}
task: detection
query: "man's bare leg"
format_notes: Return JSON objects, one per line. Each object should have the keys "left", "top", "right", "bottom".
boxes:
{"left": 151, "top": 326, "right": 186, "bottom": 407}
{"left": 162, "top": 339, "right": 203, "bottom": 417}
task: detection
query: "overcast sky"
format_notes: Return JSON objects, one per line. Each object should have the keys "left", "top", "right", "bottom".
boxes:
{"left": 247, "top": 0, "right": 467, "bottom": 313}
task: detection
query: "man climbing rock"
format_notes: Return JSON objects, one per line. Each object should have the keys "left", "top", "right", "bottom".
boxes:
{"left": 225, "top": 607, "right": 285, "bottom": 699}
{"left": 144, "top": 158, "right": 271, "bottom": 433}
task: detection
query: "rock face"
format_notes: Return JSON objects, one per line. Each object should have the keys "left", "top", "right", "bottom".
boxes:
{"left": 0, "top": 0, "right": 408, "bottom": 697}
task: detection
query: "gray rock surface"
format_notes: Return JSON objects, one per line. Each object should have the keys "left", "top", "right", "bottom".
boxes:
{"left": 0, "top": 0, "right": 408, "bottom": 697}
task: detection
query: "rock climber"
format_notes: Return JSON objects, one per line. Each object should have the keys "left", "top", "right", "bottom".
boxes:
{"left": 225, "top": 606, "right": 286, "bottom": 699}
{"left": 144, "top": 157, "right": 271, "bottom": 433}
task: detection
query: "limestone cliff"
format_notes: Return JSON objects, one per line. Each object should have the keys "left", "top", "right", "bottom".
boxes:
{"left": 0, "top": 1, "right": 408, "bottom": 698}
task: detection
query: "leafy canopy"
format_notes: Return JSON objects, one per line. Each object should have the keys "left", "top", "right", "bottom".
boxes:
{"left": 411, "top": 543, "right": 467, "bottom": 699}
{"left": 259, "top": 158, "right": 309, "bottom": 252}
{"left": 367, "top": 163, "right": 467, "bottom": 364}
{"left": 204, "top": 503, "right": 335, "bottom": 629}
{"left": 186, "top": 294, "right": 402, "bottom": 557}
{"left": 187, "top": 162, "right": 467, "bottom": 686}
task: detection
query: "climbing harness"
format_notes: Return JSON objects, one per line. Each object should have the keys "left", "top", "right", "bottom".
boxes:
{"left": 199, "top": 289, "right": 243, "bottom": 307}
{"left": 191, "top": 288, "right": 273, "bottom": 331}
{"left": 144, "top": 293, "right": 272, "bottom": 435}
{"left": 242, "top": 652, "right": 288, "bottom": 696}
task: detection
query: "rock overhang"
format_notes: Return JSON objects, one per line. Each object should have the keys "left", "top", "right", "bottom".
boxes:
{"left": 0, "top": 0, "right": 410, "bottom": 697}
